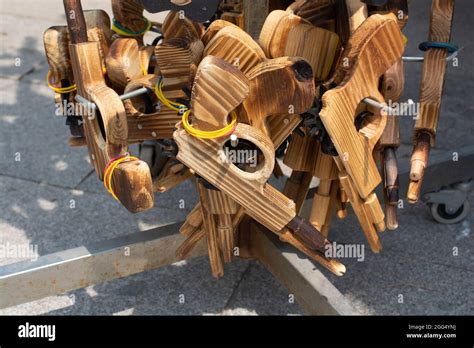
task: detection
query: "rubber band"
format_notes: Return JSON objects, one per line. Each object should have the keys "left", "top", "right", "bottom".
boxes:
{"left": 140, "top": 64, "right": 148, "bottom": 76}
{"left": 402, "top": 34, "right": 408, "bottom": 46}
{"left": 182, "top": 109, "right": 238, "bottom": 139}
{"left": 154, "top": 77, "right": 188, "bottom": 112}
{"left": 112, "top": 17, "right": 152, "bottom": 37}
{"left": 103, "top": 154, "right": 139, "bottom": 200}
{"left": 155, "top": 77, "right": 237, "bottom": 139}
{"left": 419, "top": 41, "right": 458, "bottom": 54}
{"left": 46, "top": 71, "right": 77, "bottom": 94}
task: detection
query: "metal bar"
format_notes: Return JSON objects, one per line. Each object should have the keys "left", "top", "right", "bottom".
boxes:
{"left": 250, "top": 224, "right": 359, "bottom": 315}
{"left": 75, "top": 87, "right": 149, "bottom": 110}
{"left": 0, "top": 223, "right": 207, "bottom": 309}
{"left": 362, "top": 97, "right": 396, "bottom": 115}
{"left": 402, "top": 56, "right": 425, "bottom": 62}
{"left": 403, "top": 49, "right": 461, "bottom": 62}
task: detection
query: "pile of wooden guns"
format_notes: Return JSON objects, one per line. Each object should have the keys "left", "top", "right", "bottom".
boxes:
{"left": 43, "top": 0, "right": 455, "bottom": 277}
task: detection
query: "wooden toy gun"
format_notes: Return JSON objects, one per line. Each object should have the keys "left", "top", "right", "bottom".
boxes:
{"left": 62, "top": 0, "right": 154, "bottom": 213}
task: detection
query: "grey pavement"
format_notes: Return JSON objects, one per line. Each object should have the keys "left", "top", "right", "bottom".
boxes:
{"left": 0, "top": 0, "right": 472, "bottom": 315}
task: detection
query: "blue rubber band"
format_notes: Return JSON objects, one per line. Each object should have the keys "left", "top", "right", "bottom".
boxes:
{"left": 419, "top": 41, "right": 458, "bottom": 54}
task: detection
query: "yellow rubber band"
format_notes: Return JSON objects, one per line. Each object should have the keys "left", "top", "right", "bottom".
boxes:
{"left": 112, "top": 18, "right": 152, "bottom": 37}
{"left": 155, "top": 78, "right": 237, "bottom": 139}
{"left": 46, "top": 71, "right": 77, "bottom": 94}
{"left": 402, "top": 34, "right": 408, "bottom": 46}
{"left": 140, "top": 64, "right": 148, "bottom": 76}
{"left": 154, "top": 79, "right": 187, "bottom": 112}
{"left": 103, "top": 155, "right": 139, "bottom": 200}
{"left": 182, "top": 109, "right": 237, "bottom": 140}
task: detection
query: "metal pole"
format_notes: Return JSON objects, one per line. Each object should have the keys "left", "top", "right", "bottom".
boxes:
{"left": 75, "top": 87, "right": 150, "bottom": 110}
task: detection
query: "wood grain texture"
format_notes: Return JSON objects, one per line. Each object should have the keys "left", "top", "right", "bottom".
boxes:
{"left": 414, "top": 0, "right": 455, "bottom": 139}
{"left": 197, "top": 182, "right": 224, "bottom": 278}
{"left": 204, "top": 25, "right": 267, "bottom": 75}
{"left": 284, "top": 131, "right": 318, "bottom": 172}
{"left": 162, "top": 11, "right": 204, "bottom": 40}
{"left": 338, "top": 171, "right": 382, "bottom": 252}
{"left": 313, "top": 150, "right": 338, "bottom": 179}
{"left": 267, "top": 114, "right": 302, "bottom": 149}
{"left": 201, "top": 19, "right": 239, "bottom": 46}
{"left": 310, "top": 179, "right": 332, "bottom": 231}
{"left": 283, "top": 171, "right": 314, "bottom": 214}
{"left": 84, "top": 9, "right": 112, "bottom": 36}
{"left": 139, "top": 45, "right": 156, "bottom": 75}
{"left": 111, "top": 0, "right": 148, "bottom": 34}
{"left": 174, "top": 123, "right": 295, "bottom": 233}
{"left": 379, "top": 59, "right": 403, "bottom": 147}
{"left": 409, "top": 0, "right": 455, "bottom": 203}
{"left": 259, "top": 10, "right": 306, "bottom": 58}
{"left": 310, "top": 150, "right": 339, "bottom": 233}
{"left": 185, "top": 56, "right": 249, "bottom": 272}
{"left": 273, "top": 227, "right": 346, "bottom": 276}
{"left": 84, "top": 9, "right": 113, "bottom": 55}
{"left": 153, "top": 161, "right": 192, "bottom": 193}
{"left": 69, "top": 42, "right": 153, "bottom": 213}
{"left": 284, "top": 23, "right": 340, "bottom": 81}
{"left": 221, "top": 12, "right": 245, "bottom": 29}
{"left": 124, "top": 74, "right": 182, "bottom": 142}
{"left": 155, "top": 37, "right": 203, "bottom": 80}
{"left": 44, "top": 11, "right": 112, "bottom": 86}
{"left": 240, "top": 57, "right": 316, "bottom": 136}
{"left": 207, "top": 189, "right": 239, "bottom": 215}
{"left": 155, "top": 36, "right": 204, "bottom": 106}
{"left": 379, "top": 59, "right": 403, "bottom": 229}
{"left": 319, "top": 14, "right": 404, "bottom": 199}
{"left": 287, "top": 0, "right": 337, "bottom": 31}
{"left": 346, "top": 0, "right": 368, "bottom": 33}
{"left": 105, "top": 38, "right": 143, "bottom": 90}
{"left": 190, "top": 56, "right": 250, "bottom": 131}
{"left": 44, "top": 26, "right": 73, "bottom": 81}
{"left": 176, "top": 226, "right": 206, "bottom": 259}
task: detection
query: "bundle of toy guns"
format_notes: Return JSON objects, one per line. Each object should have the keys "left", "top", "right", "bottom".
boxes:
{"left": 44, "top": 0, "right": 456, "bottom": 277}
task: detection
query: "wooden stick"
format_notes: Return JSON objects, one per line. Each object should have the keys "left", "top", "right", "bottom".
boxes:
{"left": 176, "top": 226, "right": 206, "bottom": 260}
{"left": 410, "top": 131, "right": 432, "bottom": 182}
{"left": 63, "top": 0, "right": 87, "bottom": 44}
{"left": 153, "top": 161, "right": 192, "bottom": 193}
{"left": 283, "top": 171, "right": 314, "bottom": 215}
{"left": 310, "top": 147, "right": 342, "bottom": 236}
{"left": 197, "top": 183, "right": 224, "bottom": 278}
{"left": 310, "top": 179, "right": 332, "bottom": 232}
{"left": 379, "top": 59, "right": 404, "bottom": 229}
{"left": 409, "top": 0, "right": 455, "bottom": 202}
{"left": 338, "top": 171, "right": 382, "bottom": 253}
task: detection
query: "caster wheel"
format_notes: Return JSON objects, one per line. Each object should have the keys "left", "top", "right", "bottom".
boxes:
{"left": 430, "top": 200, "right": 470, "bottom": 224}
